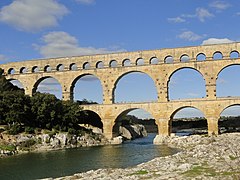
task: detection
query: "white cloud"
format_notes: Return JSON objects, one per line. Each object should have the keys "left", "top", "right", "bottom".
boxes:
{"left": 178, "top": 31, "right": 204, "bottom": 41}
{"left": 0, "top": 0, "right": 68, "bottom": 32}
{"left": 0, "top": 54, "right": 7, "bottom": 61}
{"left": 201, "top": 38, "right": 234, "bottom": 45}
{"left": 167, "top": 17, "right": 186, "bottom": 23}
{"left": 209, "top": 1, "right": 231, "bottom": 10}
{"left": 187, "top": 92, "right": 200, "bottom": 97}
{"left": 196, "top": 8, "right": 214, "bottom": 22}
{"left": 35, "top": 31, "right": 126, "bottom": 58}
{"left": 75, "top": 0, "right": 95, "bottom": 5}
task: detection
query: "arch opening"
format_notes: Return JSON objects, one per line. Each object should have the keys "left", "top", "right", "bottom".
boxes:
{"left": 165, "top": 56, "right": 174, "bottom": 63}
{"left": 150, "top": 57, "right": 159, "bottom": 65}
{"left": 44, "top": 65, "right": 51, "bottom": 72}
{"left": 112, "top": 108, "right": 157, "bottom": 140}
{"left": 71, "top": 74, "right": 103, "bottom": 104}
{"left": 33, "top": 77, "right": 62, "bottom": 99}
{"left": 122, "top": 59, "right": 131, "bottom": 67}
{"left": 70, "top": 63, "right": 77, "bottom": 71}
{"left": 113, "top": 72, "right": 158, "bottom": 103}
{"left": 57, "top": 64, "right": 64, "bottom": 71}
{"left": 213, "top": 51, "right": 223, "bottom": 60}
{"left": 168, "top": 68, "right": 206, "bottom": 100}
{"left": 8, "top": 79, "right": 24, "bottom": 91}
{"left": 79, "top": 110, "right": 103, "bottom": 132}
{"left": 196, "top": 53, "right": 206, "bottom": 61}
{"left": 96, "top": 61, "right": 104, "bottom": 68}
{"left": 83, "top": 62, "right": 90, "bottom": 70}
{"left": 109, "top": 60, "right": 117, "bottom": 68}
{"left": 171, "top": 107, "right": 207, "bottom": 136}
{"left": 219, "top": 105, "right": 240, "bottom": 134}
{"left": 20, "top": 67, "right": 27, "bottom": 74}
{"left": 180, "top": 55, "right": 190, "bottom": 62}
{"left": 217, "top": 65, "right": 240, "bottom": 97}
{"left": 230, "top": 51, "right": 239, "bottom": 59}
{"left": 8, "top": 68, "right": 15, "bottom": 75}
{"left": 136, "top": 58, "right": 144, "bottom": 66}
{"left": 32, "top": 66, "right": 39, "bottom": 73}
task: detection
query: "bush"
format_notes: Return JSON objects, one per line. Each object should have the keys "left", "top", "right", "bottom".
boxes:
{"left": 68, "top": 128, "right": 77, "bottom": 135}
{"left": 7, "top": 123, "right": 22, "bottom": 135}
{"left": 24, "top": 126, "right": 35, "bottom": 134}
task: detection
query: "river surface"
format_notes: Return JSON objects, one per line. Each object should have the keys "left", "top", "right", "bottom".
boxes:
{"left": 0, "top": 134, "right": 178, "bottom": 180}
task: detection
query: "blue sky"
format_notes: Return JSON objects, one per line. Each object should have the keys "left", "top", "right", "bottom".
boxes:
{"left": 1, "top": 0, "right": 240, "bottom": 119}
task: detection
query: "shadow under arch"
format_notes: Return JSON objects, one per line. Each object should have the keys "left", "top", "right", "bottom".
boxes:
{"left": 80, "top": 110, "right": 103, "bottom": 131}
{"left": 112, "top": 71, "right": 158, "bottom": 103}
{"left": 170, "top": 106, "right": 207, "bottom": 136}
{"left": 32, "top": 76, "right": 62, "bottom": 99}
{"left": 216, "top": 64, "right": 240, "bottom": 97}
{"left": 167, "top": 67, "right": 206, "bottom": 100}
{"left": 70, "top": 73, "right": 103, "bottom": 103}
{"left": 112, "top": 108, "right": 157, "bottom": 139}
{"left": 219, "top": 104, "right": 240, "bottom": 134}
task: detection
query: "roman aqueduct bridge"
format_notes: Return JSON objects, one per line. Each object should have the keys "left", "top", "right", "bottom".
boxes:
{"left": 1, "top": 42, "right": 240, "bottom": 139}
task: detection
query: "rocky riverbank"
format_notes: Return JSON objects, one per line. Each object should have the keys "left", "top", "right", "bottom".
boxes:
{"left": 51, "top": 133, "right": 240, "bottom": 180}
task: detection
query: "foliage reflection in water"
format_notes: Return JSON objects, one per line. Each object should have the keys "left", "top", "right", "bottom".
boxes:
{"left": 0, "top": 134, "right": 178, "bottom": 180}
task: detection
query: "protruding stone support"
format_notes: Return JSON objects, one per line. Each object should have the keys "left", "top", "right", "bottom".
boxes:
{"left": 156, "top": 118, "right": 171, "bottom": 136}
{"left": 206, "top": 84, "right": 216, "bottom": 100}
{"left": 62, "top": 91, "right": 71, "bottom": 101}
{"left": 207, "top": 116, "right": 219, "bottom": 135}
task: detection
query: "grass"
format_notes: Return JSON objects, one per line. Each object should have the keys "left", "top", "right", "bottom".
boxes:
{"left": 130, "top": 170, "right": 148, "bottom": 176}
{"left": 0, "top": 144, "right": 16, "bottom": 151}
{"left": 229, "top": 155, "right": 238, "bottom": 160}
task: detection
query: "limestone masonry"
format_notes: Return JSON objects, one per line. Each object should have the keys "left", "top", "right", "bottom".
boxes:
{"left": 1, "top": 42, "right": 240, "bottom": 139}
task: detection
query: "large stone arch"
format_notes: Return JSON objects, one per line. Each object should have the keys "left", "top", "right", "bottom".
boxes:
{"left": 167, "top": 67, "right": 206, "bottom": 100}
{"left": 112, "top": 70, "right": 158, "bottom": 103}
{"left": 32, "top": 76, "right": 62, "bottom": 99}
{"left": 70, "top": 73, "right": 103, "bottom": 103}
{"left": 79, "top": 109, "right": 103, "bottom": 130}
{"left": 7, "top": 78, "right": 25, "bottom": 92}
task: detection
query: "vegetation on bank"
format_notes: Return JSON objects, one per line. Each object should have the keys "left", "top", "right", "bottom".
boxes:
{"left": 0, "top": 68, "right": 94, "bottom": 135}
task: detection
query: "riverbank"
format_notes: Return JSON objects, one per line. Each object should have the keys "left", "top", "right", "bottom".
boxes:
{"left": 52, "top": 133, "right": 240, "bottom": 180}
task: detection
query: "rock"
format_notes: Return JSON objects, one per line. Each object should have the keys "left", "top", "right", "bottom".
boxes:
{"left": 50, "top": 137, "right": 60, "bottom": 147}
{"left": 119, "top": 124, "right": 148, "bottom": 140}
{"left": 110, "top": 136, "right": 123, "bottom": 144}
{"left": 55, "top": 133, "right": 68, "bottom": 146}
{"left": 153, "top": 135, "right": 168, "bottom": 144}
{"left": 42, "top": 134, "right": 50, "bottom": 144}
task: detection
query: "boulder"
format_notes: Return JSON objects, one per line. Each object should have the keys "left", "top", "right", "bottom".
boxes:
{"left": 119, "top": 124, "right": 148, "bottom": 140}
{"left": 110, "top": 136, "right": 123, "bottom": 144}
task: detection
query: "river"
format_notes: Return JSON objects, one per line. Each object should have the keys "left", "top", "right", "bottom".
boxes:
{"left": 0, "top": 134, "right": 178, "bottom": 180}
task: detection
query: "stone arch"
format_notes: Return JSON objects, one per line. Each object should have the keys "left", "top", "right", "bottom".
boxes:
{"left": 44, "top": 65, "right": 51, "bottom": 72}
{"left": 8, "top": 78, "right": 25, "bottom": 91}
{"left": 83, "top": 62, "right": 90, "bottom": 69}
{"left": 96, "top": 61, "right": 104, "bottom": 68}
{"left": 32, "top": 66, "right": 39, "bottom": 73}
{"left": 136, "top": 58, "right": 144, "bottom": 66}
{"left": 20, "top": 67, "right": 27, "bottom": 74}
{"left": 149, "top": 57, "right": 159, "bottom": 65}
{"left": 219, "top": 104, "right": 240, "bottom": 134}
{"left": 70, "top": 73, "right": 103, "bottom": 103}
{"left": 230, "top": 50, "right": 239, "bottom": 59}
{"left": 109, "top": 60, "right": 117, "bottom": 67}
{"left": 56, "top": 64, "right": 64, "bottom": 71}
{"left": 167, "top": 67, "right": 206, "bottom": 100}
{"left": 8, "top": 68, "right": 15, "bottom": 74}
{"left": 213, "top": 51, "right": 223, "bottom": 60}
{"left": 164, "top": 55, "right": 174, "bottom": 63}
{"left": 196, "top": 53, "right": 206, "bottom": 61}
{"left": 216, "top": 64, "right": 240, "bottom": 97}
{"left": 113, "top": 71, "right": 158, "bottom": 103}
{"left": 79, "top": 110, "right": 103, "bottom": 130}
{"left": 122, "top": 59, "right": 131, "bottom": 67}
{"left": 32, "top": 76, "right": 62, "bottom": 99}
{"left": 112, "top": 108, "right": 157, "bottom": 138}
{"left": 170, "top": 106, "right": 207, "bottom": 136}
{"left": 69, "top": 63, "right": 77, "bottom": 70}
{"left": 180, "top": 54, "right": 190, "bottom": 62}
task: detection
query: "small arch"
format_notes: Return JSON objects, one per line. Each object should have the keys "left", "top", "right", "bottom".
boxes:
{"left": 180, "top": 54, "right": 190, "bottom": 62}
{"left": 69, "top": 63, "right": 78, "bottom": 71}
{"left": 109, "top": 60, "right": 117, "bottom": 68}
{"left": 136, "top": 58, "right": 144, "bottom": 66}
{"left": 122, "top": 59, "right": 131, "bottom": 67}
{"left": 213, "top": 51, "right": 223, "bottom": 60}
{"left": 196, "top": 53, "right": 206, "bottom": 61}
{"left": 96, "top": 61, "right": 104, "bottom": 68}
{"left": 83, "top": 62, "right": 90, "bottom": 70}
{"left": 171, "top": 106, "right": 207, "bottom": 136}
{"left": 220, "top": 104, "right": 240, "bottom": 134}
{"left": 8, "top": 68, "right": 15, "bottom": 74}
{"left": 44, "top": 65, "right": 51, "bottom": 72}
{"left": 32, "top": 66, "right": 39, "bottom": 73}
{"left": 230, "top": 51, "right": 239, "bottom": 59}
{"left": 20, "top": 67, "right": 27, "bottom": 74}
{"left": 56, "top": 64, "right": 64, "bottom": 71}
{"left": 150, "top": 57, "right": 159, "bottom": 65}
{"left": 165, "top": 56, "right": 174, "bottom": 63}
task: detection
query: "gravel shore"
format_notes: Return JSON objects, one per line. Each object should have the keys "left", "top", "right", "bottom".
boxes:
{"left": 50, "top": 133, "right": 240, "bottom": 180}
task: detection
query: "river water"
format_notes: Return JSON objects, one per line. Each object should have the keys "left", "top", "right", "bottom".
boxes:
{"left": 0, "top": 134, "right": 178, "bottom": 180}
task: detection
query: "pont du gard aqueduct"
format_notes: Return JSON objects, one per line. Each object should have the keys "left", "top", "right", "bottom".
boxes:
{"left": 1, "top": 42, "right": 240, "bottom": 139}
